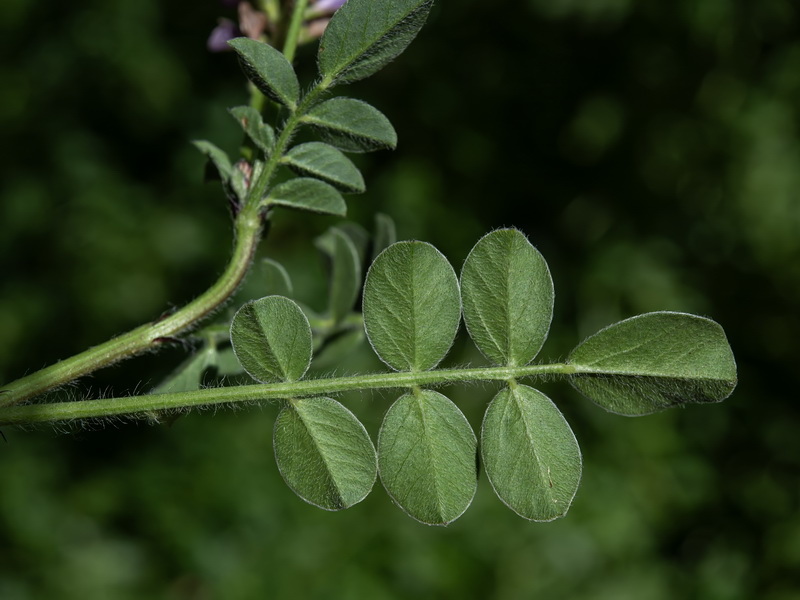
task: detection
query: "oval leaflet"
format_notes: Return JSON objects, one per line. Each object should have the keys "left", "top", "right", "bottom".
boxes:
{"left": 363, "top": 241, "right": 461, "bottom": 372}
{"left": 274, "top": 397, "right": 377, "bottom": 510}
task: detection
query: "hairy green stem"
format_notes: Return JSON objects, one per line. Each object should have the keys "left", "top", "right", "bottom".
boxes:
{"left": 0, "top": 88, "right": 313, "bottom": 408}
{"left": 0, "top": 364, "right": 578, "bottom": 426}
{"left": 0, "top": 5, "right": 323, "bottom": 408}
{"left": 250, "top": 81, "right": 328, "bottom": 202}
{"left": 0, "top": 212, "right": 264, "bottom": 408}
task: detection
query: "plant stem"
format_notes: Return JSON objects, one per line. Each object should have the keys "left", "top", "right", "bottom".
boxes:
{"left": 0, "top": 364, "right": 578, "bottom": 425}
{"left": 0, "top": 11, "right": 323, "bottom": 408}
{"left": 0, "top": 212, "right": 264, "bottom": 408}
{"left": 249, "top": 81, "right": 328, "bottom": 202}
{"left": 282, "top": 0, "right": 310, "bottom": 63}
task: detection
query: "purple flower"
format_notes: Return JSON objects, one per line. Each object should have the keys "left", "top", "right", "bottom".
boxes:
{"left": 314, "top": 0, "right": 348, "bottom": 14}
{"left": 207, "top": 19, "right": 240, "bottom": 52}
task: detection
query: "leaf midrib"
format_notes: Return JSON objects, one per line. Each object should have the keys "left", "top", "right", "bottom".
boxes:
{"left": 416, "top": 392, "right": 446, "bottom": 523}
{"left": 569, "top": 366, "right": 735, "bottom": 382}
{"left": 292, "top": 402, "right": 347, "bottom": 508}
{"left": 510, "top": 389, "right": 557, "bottom": 508}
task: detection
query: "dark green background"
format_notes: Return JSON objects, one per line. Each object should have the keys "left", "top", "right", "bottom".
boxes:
{"left": 1, "top": 0, "right": 799, "bottom": 597}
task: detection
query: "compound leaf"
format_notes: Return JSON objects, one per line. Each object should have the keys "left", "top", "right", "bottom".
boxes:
{"left": 319, "top": 0, "right": 434, "bottom": 86}
{"left": 481, "top": 385, "right": 582, "bottom": 521}
{"left": 568, "top": 312, "right": 737, "bottom": 416}
{"left": 265, "top": 177, "right": 346, "bottom": 216}
{"left": 302, "top": 98, "right": 397, "bottom": 153}
{"left": 461, "top": 229, "right": 554, "bottom": 367}
{"left": 229, "top": 105, "right": 276, "bottom": 154}
{"left": 228, "top": 38, "right": 300, "bottom": 110}
{"left": 363, "top": 241, "right": 460, "bottom": 371}
{"left": 378, "top": 390, "right": 477, "bottom": 526}
{"left": 315, "top": 227, "right": 362, "bottom": 323}
{"left": 274, "top": 397, "right": 377, "bottom": 510}
{"left": 282, "top": 142, "right": 365, "bottom": 193}
{"left": 230, "top": 296, "right": 312, "bottom": 383}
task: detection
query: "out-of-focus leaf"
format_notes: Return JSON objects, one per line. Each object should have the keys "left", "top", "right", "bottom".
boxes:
{"left": 151, "top": 346, "right": 215, "bottom": 394}
{"left": 260, "top": 258, "right": 293, "bottom": 298}
{"left": 229, "top": 106, "right": 276, "bottom": 154}
{"left": 192, "top": 140, "right": 232, "bottom": 180}
{"left": 213, "top": 347, "right": 245, "bottom": 377}
{"left": 228, "top": 164, "right": 249, "bottom": 202}
{"left": 312, "top": 327, "right": 365, "bottom": 369}
{"left": 372, "top": 213, "right": 396, "bottom": 261}
{"left": 336, "top": 222, "right": 369, "bottom": 266}
{"left": 315, "top": 227, "right": 361, "bottom": 323}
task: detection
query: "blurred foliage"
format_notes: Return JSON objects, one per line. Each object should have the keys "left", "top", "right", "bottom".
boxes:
{"left": 1, "top": 0, "right": 800, "bottom": 598}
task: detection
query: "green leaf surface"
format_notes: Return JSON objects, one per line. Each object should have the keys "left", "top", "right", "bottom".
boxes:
{"left": 230, "top": 257, "right": 293, "bottom": 309}
{"left": 372, "top": 213, "right": 396, "bottom": 261}
{"left": 296, "top": 301, "right": 327, "bottom": 332}
{"left": 282, "top": 142, "right": 365, "bottom": 193}
{"left": 336, "top": 222, "right": 369, "bottom": 266}
{"left": 228, "top": 38, "right": 300, "bottom": 110}
{"left": 230, "top": 296, "right": 312, "bottom": 383}
{"left": 318, "top": 0, "right": 434, "bottom": 86}
{"left": 315, "top": 227, "right": 362, "bottom": 323}
{"left": 151, "top": 346, "right": 215, "bottom": 394}
{"left": 461, "top": 229, "right": 554, "bottom": 367}
{"left": 378, "top": 390, "right": 477, "bottom": 526}
{"left": 228, "top": 165, "right": 249, "bottom": 202}
{"left": 274, "top": 397, "right": 377, "bottom": 510}
{"left": 229, "top": 106, "right": 275, "bottom": 154}
{"left": 482, "top": 385, "right": 582, "bottom": 521}
{"left": 568, "top": 311, "right": 737, "bottom": 415}
{"left": 302, "top": 98, "right": 397, "bottom": 153}
{"left": 259, "top": 258, "right": 293, "bottom": 298}
{"left": 213, "top": 347, "right": 245, "bottom": 377}
{"left": 192, "top": 140, "right": 232, "bottom": 180}
{"left": 363, "top": 241, "right": 461, "bottom": 371}
{"left": 265, "top": 177, "right": 347, "bottom": 216}
{"left": 312, "top": 327, "right": 366, "bottom": 369}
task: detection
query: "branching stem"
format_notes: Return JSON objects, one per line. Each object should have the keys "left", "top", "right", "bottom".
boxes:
{"left": 0, "top": 0, "right": 316, "bottom": 408}
{"left": 0, "top": 213, "right": 263, "bottom": 408}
